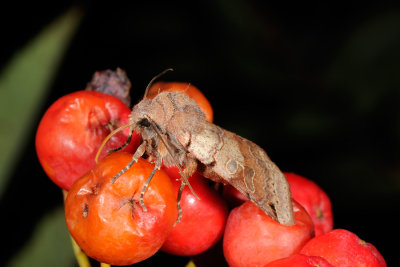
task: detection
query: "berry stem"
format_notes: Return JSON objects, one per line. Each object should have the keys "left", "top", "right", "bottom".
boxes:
{"left": 70, "top": 235, "right": 92, "bottom": 267}
{"left": 62, "top": 190, "right": 92, "bottom": 267}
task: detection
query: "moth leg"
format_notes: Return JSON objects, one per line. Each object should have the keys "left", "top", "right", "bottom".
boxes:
{"left": 108, "top": 129, "right": 133, "bottom": 153}
{"left": 140, "top": 157, "right": 161, "bottom": 212}
{"left": 179, "top": 158, "right": 199, "bottom": 199}
{"left": 174, "top": 182, "right": 186, "bottom": 226}
{"left": 174, "top": 158, "right": 199, "bottom": 225}
{"left": 110, "top": 140, "right": 147, "bottom": 183}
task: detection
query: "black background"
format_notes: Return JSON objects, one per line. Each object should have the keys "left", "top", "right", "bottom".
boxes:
{"left": 1, "top": 0, "right": 399, "bottom": 266}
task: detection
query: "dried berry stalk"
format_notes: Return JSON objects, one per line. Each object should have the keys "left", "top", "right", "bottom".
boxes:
{"left": 86, "top": 68, "right": 131, "bottom": 106}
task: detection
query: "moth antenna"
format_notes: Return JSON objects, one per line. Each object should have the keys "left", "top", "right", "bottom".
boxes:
{"left": 140, "top": 158, "right": 161, "bottom": 211}
{"left": 143, "top": 68, "right": 174, "bottom": 99}
{"left": 146, "top": 115, "right": 199, "bottom": 200}
{"left": 110, "top": 140, "right": 147, "bottom": 183}
{"left": 95, "top": 120, "right": 135, "bottom": 163}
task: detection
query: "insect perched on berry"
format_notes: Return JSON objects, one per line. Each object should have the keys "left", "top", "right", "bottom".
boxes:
{"left": 97, "top": 69, "right": 294, "bottom": 226}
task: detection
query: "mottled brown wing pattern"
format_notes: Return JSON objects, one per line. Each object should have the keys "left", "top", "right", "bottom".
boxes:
{"left": 186, "top": 124, "right": 294, "bottom": 225}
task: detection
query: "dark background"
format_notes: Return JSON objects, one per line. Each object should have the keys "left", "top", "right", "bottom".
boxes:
{"left": 1, "top": 0, "right": 399, "bottom": 266}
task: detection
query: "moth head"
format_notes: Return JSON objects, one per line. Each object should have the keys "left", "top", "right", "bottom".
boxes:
{"left": 129, "top": 98, "right": 153, "bottom": 131}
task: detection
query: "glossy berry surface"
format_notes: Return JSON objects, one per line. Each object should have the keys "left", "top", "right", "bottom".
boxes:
{"left": 161, "top": 166, "right": 228, "bottom": 256}
{"left": 300, "top": 229, "right": 386, "bottom": 267}
{"left": 65, "top": 152, "right": 178, "bottom": 265}
{"left": 223, "top": 200, "right": 315, "bottom": 267}
{"left": 263, "top": 254, "right": 334, "bottom": 267}
{"left": 284, "top": 172, "right": 333, "bottom": 236}
{"left": 36, "top": 90, "right": 140, "bottom": 190}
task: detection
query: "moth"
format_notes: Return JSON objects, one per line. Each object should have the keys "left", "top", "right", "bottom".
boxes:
{"left": 97, "top": 70, "right": 295, "bottom": 226}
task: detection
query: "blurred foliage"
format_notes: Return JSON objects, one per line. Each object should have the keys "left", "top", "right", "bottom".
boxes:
{"left": 0, "top": 7, "right": 82, "bottom": 196}
{"left": 0, "top": 7, "right": 81, "bottom": 267}
{"left": 7, "top": 207, "right": 75, "bottom": 267}
{"left": 1, "top": 1, "right": 399, "bottom": 266}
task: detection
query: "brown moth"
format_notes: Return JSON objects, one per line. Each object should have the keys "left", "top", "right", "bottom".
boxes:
{"left": 97, "top": 72, "right": 295, "bottom": 226}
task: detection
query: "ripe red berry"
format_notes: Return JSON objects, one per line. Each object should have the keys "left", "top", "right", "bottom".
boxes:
{"left": 223, "top": 200, "right": 315, "bottom": 267}
{"left": 35, "top": 90, "right": 140, "bottom": 190}
{"left": 284, "top": 172, "right": 333, "bottom": 236}
{"left": 160, "top": 166, "right": 228, "bottom": 256}
{"left": 300, "top": 229, "right": 386, "bottom": 267}
{"left": 65, "top": 152, "right": 178, "bottom": 265}
{"left": 263, "top": 254, "right": 334, "bottom": 267}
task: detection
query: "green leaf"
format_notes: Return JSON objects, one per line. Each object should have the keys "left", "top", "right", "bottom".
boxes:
{"left": 6, "top": 206, "right": 75, "bottom": 267}
{"left": 0, "top": 7, "right": 83, "bottom": 196}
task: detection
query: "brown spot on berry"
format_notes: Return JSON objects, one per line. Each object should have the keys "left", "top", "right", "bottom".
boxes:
{"left": 358, "top": 238, "right": 367, "bottom": 246}
{"left": 316, "top": 206, "right": 324, "bottom": 220}
{"left": 82, "top": 204, "right": 89, "bottom": 218}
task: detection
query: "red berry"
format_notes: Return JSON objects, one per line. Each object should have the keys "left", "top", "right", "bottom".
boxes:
{"left": 264, "top": 254, "right": 334, "bottom": 267}
{"left": 300, "top": 229, "right": 386, "bottom": 267}
{"left": 65, "top": 152, "right": 178, "bottom": 265}
{"left": 223, "top": 200, "right": 315, "bottom": 267}
{"left": 35, "top": 90, "right": 140, "bottom": 190}
{"left": 284, "top": 172, "right": 333, "bottom": 236}
{"left": 160, "top": 166, "right": 228, "bottom": 256}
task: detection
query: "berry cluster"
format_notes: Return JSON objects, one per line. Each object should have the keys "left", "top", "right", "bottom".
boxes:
{"left": 35, "top": 74, "right": 386, "bottom": 266}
